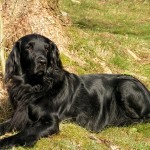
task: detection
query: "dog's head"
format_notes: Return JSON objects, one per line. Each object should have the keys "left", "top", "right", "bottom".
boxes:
{"left": 5, "top": 34, "right": 63, "bottom": 83}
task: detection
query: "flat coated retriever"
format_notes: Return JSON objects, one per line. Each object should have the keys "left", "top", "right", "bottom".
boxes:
{"left": 0, "top": 34, "right": 150, "bottom": 148}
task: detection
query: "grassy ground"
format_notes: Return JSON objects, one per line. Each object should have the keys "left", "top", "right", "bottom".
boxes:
{"left": 61, "top": 0, "right": 150, "bottom": 88}
{"left": 16, "top": 123, "right": 150, "bottom": 150}
{"left": 3, "top": 0, "right": 150, "bottom": 149}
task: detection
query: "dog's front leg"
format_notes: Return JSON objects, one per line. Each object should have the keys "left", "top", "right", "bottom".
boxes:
{"left": 0, "top": 114, "right": 59, "bottom": 149}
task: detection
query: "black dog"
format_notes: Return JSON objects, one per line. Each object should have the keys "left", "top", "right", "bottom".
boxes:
{"left": 0, "top": 34, "right": 150, "bottom": 148}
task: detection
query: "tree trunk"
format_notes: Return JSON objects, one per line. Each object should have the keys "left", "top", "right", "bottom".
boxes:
{"left": 3, "top": 0, "right": 68, "bottom": 52}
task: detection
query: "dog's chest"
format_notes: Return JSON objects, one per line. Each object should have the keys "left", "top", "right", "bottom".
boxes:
{"left": 28, "top": 97, "right": 54, "bottom": 122}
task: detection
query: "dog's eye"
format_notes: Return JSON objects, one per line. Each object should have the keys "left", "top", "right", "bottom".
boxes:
{"left": 25, "top": 45, "right": 32, "bottom": 49}
{"left": 25, "top": 43, "right": 34, "bottom": 51}
{"left": 45, "top": 45, "right": 49, "bottom": 52}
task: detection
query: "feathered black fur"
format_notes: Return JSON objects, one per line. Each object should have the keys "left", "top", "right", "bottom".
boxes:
{"left": 0, "top": 34, "right": 150, "bottom": 148}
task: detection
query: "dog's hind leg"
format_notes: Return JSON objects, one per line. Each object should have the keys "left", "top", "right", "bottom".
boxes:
{"left": 116, "top": 80, "right": 150, "bottom": 124}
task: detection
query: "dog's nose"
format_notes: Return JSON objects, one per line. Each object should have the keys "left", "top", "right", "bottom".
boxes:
{"left": 38, "top": 57, "right": 47, "bottom": 65}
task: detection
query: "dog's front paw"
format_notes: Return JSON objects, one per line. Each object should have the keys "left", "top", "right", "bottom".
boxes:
{"left": 0, "top": 126, "right": 5, "bottom": 137}
{"left": 0, "top": 138, "right": 13, "bottom": 149}
{"left": 0, "top": 129, "right": 5, "bottom": 137}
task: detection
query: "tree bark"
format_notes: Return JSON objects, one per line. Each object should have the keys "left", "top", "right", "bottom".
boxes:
{"left": 3, "top": 0, "right": 68, "bottom": 52}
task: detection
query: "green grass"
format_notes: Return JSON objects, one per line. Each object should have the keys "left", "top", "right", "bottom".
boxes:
{"left": 3, "top": 0, "right": 150, "bottom": 149}
{"left": 60, "top": 0, "right": 150, "bottom": 87}
{"left": 15, "top": 123, "right": 150, "bottom": 150}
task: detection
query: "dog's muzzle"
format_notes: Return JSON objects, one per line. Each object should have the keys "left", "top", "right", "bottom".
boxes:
{"left": 35, "top": 57, "right": 47, "bottom": 76}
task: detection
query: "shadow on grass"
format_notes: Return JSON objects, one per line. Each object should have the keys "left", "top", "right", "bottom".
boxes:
{"left": 74, "top": 18, "right": 150, "bottom": 39}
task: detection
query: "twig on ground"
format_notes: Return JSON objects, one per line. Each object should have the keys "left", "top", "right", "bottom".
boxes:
{"left": 89, "top": 134, "right": 122, "bottom": 150}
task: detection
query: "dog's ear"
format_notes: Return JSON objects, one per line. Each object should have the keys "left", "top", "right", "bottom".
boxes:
{"left": 48, "top": 41, "right": 63, "bottom": 69}
{"left": 5, "top": 41, "right": 22, "bottom": 83}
